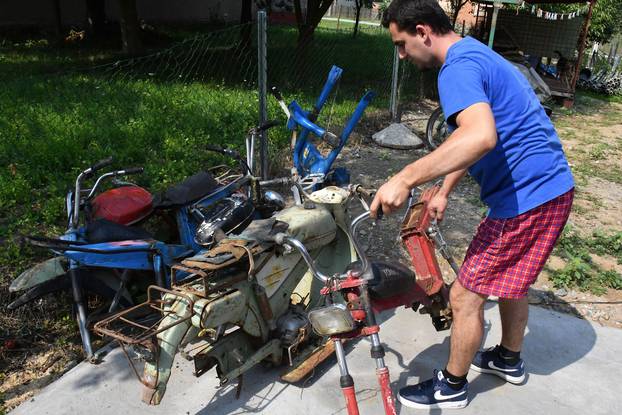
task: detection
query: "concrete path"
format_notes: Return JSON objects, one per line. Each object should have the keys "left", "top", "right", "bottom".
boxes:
{"left": 11, "top": 302, "right": 621, "bottom": 415}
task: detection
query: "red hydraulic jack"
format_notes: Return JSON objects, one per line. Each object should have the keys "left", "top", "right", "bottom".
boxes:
{"left": 319, "top": 185, "right": 456, "bottom": 415}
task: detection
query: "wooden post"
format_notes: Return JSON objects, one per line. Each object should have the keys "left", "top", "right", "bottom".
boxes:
{"left": 487, "top": 2, "right": 501, "bottom": 48}
{"left": 337, "top": 4, "right": 341, "bottom": 30}
{"left": 569, "top": 0, "right": 597, "bottom": 106}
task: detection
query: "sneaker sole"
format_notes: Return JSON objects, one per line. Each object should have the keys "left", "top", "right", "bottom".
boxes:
{"left": 398, "top": 394, "right": 468, "bottom": 409}
{"left": 469, "top": 364, "right": 525, "bottom": 384}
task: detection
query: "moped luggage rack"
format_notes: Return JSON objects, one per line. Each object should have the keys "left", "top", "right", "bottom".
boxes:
{"left": 93, "top": 285, "right": 195, "bottom": 367}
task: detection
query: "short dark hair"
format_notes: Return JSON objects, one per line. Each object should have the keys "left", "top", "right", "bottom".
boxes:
{"left": 382, "top": 0, "right": 453, "bottom": 35}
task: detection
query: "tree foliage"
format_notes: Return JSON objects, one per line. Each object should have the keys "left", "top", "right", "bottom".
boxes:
{"left": 537, "top": 0, "right": 622, "bottom": 44}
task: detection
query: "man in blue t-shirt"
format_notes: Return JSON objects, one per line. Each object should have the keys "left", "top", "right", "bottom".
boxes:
{"left": 370, "top": 0, "right": 574, "bottom": 409}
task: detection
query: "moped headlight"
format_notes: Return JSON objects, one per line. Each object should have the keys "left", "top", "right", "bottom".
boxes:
{"left": 308, "top": 304, "right": 355, "bottom": 336}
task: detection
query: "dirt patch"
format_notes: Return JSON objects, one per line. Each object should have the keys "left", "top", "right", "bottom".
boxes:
{"left": 345, "top": 96, "right": 622, "bottom": 332}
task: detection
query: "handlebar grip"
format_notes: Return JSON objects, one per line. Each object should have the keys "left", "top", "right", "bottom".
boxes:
{"left": 270, "top": 86, "right": 283, "bottom": 102}
{"left": 376, "top": 206, "right": 384, "bottom": 220}
{"left": 206, "top": 144, "right": 225, "bottom": 154}
{"left": 259, "top": 177, "right": 291, "bottom": 186}
{"left": 89, "top": 156, "right": 114, "bottom": 174}
{"left": 258, "top": 120, "right": 281, "bottom": 132}
{"left": 206, "top": 145, "right": 239, "bottom": 157}
{"left": 119, "top": 167, "right": 144, "bottom": 175}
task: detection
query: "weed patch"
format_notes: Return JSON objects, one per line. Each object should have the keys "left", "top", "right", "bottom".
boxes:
{"left": 550, "top": 226, "right": 622, "bottom": 294}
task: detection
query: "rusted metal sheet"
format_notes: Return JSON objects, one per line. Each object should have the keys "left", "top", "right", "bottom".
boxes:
{"left": 400, "top": 186, "right": 445, "bottom": 296}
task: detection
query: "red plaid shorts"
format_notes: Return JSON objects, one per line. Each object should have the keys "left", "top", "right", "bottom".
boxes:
{"left": 458, "top": 189, "right": 574, "bottom": 298}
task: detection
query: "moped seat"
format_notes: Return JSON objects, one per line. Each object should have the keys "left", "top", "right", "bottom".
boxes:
{"left": 85, "top": 219, "right": 153, "bottom": 243}
{"left": 359, "top": 260, "right": 417, "bottom": 300}
{"left": 152, "top": 171, "right": 220, "bottom": 209}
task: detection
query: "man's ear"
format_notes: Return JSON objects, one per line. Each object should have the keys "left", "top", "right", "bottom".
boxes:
{"left": 415, "top": 24, "right": 429, "bottom": 40}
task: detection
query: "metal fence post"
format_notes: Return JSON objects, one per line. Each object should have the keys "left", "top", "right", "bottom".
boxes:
{"left": 258, "top": 9, "right": 268, "bottom": 179}
{"left": 389, "top": 45, "right": 400, "bottom": 122}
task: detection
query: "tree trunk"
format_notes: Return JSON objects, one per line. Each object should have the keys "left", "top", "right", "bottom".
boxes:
{"left": 294, "top": 0, "right": 334, "bottom": 45}
{"left": 51, "top": 0, "right": 62, "bottom": 40}
{"left": 451, "top": 1, "right": 467, "bottom": 27}
{"left": 240, "top": 0, "right": 253, "bottom": 50}
{"left": 353, "top": 0, "right": 362, "bottom": 37}
{"left": 86, "top": 0, "right": 106, "bottom": 38}
{"left": 118, "top": 0, "right": 143, "bottom": 55}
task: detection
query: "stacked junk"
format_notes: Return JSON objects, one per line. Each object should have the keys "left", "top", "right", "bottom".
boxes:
{"left": 11, "top": 66, "right": 459, "bottom": 415}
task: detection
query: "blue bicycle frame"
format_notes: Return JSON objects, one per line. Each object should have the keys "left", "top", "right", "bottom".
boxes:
{"left": 286, "top": 65, "right": 376, "bottom": 178}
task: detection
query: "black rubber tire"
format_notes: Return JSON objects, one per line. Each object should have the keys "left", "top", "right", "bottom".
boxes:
{"left": 425, "top": 106, "right": 448, "bottom": 150}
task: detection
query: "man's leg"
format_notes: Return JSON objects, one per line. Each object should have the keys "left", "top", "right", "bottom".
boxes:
{"left": 469, "top": 297, "right": 528, "bottom": 384}
{"left": 446, "top": 279, "right": 488, "bottom": 377}
{"left": 397, "top": 279, "right": 485, "bottom": 409}
{"left": 499, "top": 297, "right": 529, "bottom": 352}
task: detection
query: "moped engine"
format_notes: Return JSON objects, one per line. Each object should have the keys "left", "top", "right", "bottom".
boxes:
{"left": 193, "top": 194, "right": 254, "bottom": 247}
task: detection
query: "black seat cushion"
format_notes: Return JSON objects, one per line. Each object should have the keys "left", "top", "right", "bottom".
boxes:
{"left": 153, "top": 171, "right": 219, "bottom": 209}
{"left": 347, "top": 260, "right": 416, "bottom": 300}
{"left": 85, "top": 219, "right": 153, "bottom": 243}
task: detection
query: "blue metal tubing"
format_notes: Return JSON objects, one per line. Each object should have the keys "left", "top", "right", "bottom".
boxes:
{"left": 313, "top": 65, "right": 343, "bottom": 117}
{"left": 308, "top": 91, "right": 375, "bottom": 174}
{"left": 63, "top": 241, "right": 190, "bottom": 272}
{"left": 291, "top": 90, "right": 375, "bottom": 176}
{"left": 291, "top": 66, "right": 343, "bottom": 175}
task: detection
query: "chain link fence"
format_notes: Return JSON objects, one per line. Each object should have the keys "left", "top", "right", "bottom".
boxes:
{"left": 1, "top": 13, "right": 433, "bottom": 240}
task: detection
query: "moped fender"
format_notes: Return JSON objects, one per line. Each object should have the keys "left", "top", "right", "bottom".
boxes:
{"left": 9, "top": 257, "right": 68, "bottom": 292}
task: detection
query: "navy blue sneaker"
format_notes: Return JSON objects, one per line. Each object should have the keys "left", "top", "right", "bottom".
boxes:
{"left": 470, "top": 345, "right": 525, "bottom": 384}
{"left": 398, "top": 369, "right": 468, "bottom": 409}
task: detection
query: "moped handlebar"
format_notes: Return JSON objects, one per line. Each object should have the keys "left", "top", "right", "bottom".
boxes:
{"left": 259, "top": 177, "right": 292, "bottom": 187}
{"left": 271, "top": 208, "right": 375, "bottom": 283}
{"left": 83, "top": 156, "right": 114, "bottom": 178}
{"left": 206, "top": 145, "right": 252, "bottom": 175}
{"left": 85, "top": 167, "right": 145, "bottom": 200}
{"left": 257, "top": 119, "right": 281, "bottom": 133}
{"left": 119, "top": 167, "right": 144, "bottom": 175}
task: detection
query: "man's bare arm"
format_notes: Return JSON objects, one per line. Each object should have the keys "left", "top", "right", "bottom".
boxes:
{"left": 370, "top": 102, "right": 496, "bottom": 216}
{"left": 396, "top": 102, "right": 496, "bottom": 189}
{"left": 438, "top": 169, "right": 467, "bottom": 197}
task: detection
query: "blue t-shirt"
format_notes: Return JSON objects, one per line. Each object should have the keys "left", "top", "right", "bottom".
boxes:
{"left": 438, "top": 36, "right": 574, "bottom": 218}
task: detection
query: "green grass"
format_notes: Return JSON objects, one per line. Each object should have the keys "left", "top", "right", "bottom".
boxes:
{"left": 576, "top": 89, "right": 622, "bottom": 104}
{"left": 0, "top": 24, "right": 422, "bottom": 278}
{"left": 318, "top": 18, "right": 382, "bottom": 30}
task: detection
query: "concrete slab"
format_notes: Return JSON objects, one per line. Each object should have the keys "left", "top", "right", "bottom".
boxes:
{"left": 372, "top": 123, "right": 424, "bottom": 150}
{"left": 11, "top": 303, "right": 622, "bottom": 415}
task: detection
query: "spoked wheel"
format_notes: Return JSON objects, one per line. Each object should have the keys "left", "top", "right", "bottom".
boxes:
{"left": 425, "top": 106, "right": 449, "bottom": 150}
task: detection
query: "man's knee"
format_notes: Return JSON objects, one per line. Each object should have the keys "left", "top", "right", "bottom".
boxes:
{"left": 450, "top": 280, "right": 486, "bottom": 316}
